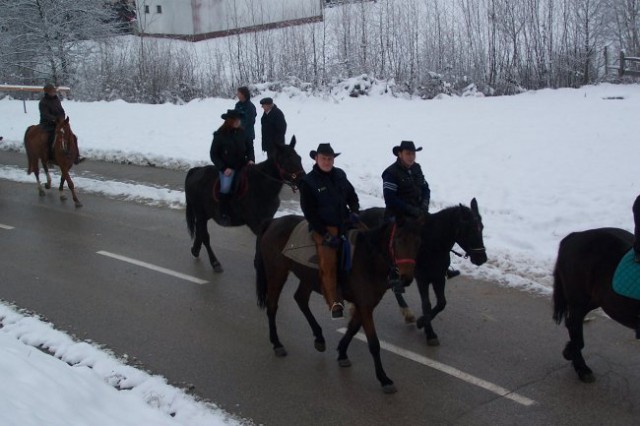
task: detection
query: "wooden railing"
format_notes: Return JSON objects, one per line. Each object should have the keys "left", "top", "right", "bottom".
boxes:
{"left": 605, "top": 47, "right": 640, "bottom": 77}
{"left": 0, "top": 84, "right": 71, "bottom": 113}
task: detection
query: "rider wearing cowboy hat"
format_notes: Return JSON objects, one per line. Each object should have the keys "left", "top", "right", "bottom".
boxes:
{"left": 299, "top": 143, "right": 360, "bottom": 319}
{"left": 210, "top": 108, "right": 253, "bottom": 226}
{"left": 382, "top": 141, "right": 459, "bottom": 291}
{"left": 39, "top": 83, "right": 85, "bottom": 164}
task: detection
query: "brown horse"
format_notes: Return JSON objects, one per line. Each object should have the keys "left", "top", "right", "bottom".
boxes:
{"left": 24, "top": 116, "right": 82, "bottom": 207}
{"left": 553, "top": 227, "right": 640, "bottom": 382}
{"left": 255, "top": 214, "right": 424, "bottom": 393}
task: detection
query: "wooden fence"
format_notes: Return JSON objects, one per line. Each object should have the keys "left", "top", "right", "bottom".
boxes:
{"left": 0, "top": 84, "right": 71, "bottom": 113}
{"left": 604, "top": 47, "right": 640, "bottom": 78}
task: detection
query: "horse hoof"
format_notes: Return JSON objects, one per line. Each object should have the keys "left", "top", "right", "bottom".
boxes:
{"left": 314, "top": 341, "right": 326, "bottom": 352}
{"left": 60, "top": 194, "right": 68, "bottom": 201}
{"left": 562, "top": 346, "right": 573, "bottom": 361}
{"left": 338, "top": 358, "right": 351, "bottom": 368}
{"left": 38, "top": 189, "right": 46, "bottom": 197}
{"left": 401, "top": 307, "right": 416, "bottom": 324}
{"left": 427, "top": 337, "right": 440, "bottom": 347}
{"left": 190, "top": 247, "right": 200, "bottom": 258}
{"left": 44, "top": 183, "right": 51, "bottom": 189}
{"left": 579, "top": 371, "right": 595, "bottom": 383}
{"left": 416, "top": 317, "right": 425, "bottom": 329}
{"left": 213, "top": 263, "right": 224, "bottom": 273}
{"left": 274, "top": 347, "right": 287, "bottom": 357}
{"left": 382, "top": 384, "right": 397, "bottom": 394}
{"left": 74, "top": 201, "right": 83, "bottom": 208}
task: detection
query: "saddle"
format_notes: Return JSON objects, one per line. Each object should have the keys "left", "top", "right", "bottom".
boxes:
{"left": 212, "top": 166, "right": 250, "bottom": 201}
{"left": 612, "top": 249, "right": 640, "bottom": 301}
{"left": 282, "top": 221, "right": 358, "bottom": 270}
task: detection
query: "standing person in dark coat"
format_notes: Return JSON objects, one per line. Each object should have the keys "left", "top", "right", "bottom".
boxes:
{"left": 39, "top": 83, "right": 85, "bottom": 164}
{"left": 299, "top": 143, "right": 360, "bottom": 319}
{"left": 633, "top": 195, "right": 640, "bottom": 262}
{"left": 259, "top": 97, "right": 287, "bottom": 157}
{"left": 234, "top": 86, "right": 256, "bottom": 161}
{"left": 382, "top": 141, "right": 458, "bottom": 292}
{"left": 210, "top": 109, "right": 251, "bottom": 225}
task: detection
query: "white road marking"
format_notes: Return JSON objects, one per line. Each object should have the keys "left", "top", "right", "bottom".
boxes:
{"left": 337, "top": 328, "right": 536, "bottom": 406}
{"left": 0, "top": 223, "right": 15, "bottom": 230}
{"left": 96, "top": 251, "right": 208, "bottom": 285}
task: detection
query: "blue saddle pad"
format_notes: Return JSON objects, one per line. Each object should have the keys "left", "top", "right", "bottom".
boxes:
{"left": 612, "top": 249, "right": 640, "bottom": 301}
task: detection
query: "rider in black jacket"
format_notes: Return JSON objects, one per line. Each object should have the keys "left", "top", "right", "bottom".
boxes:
{"left": 39, "top": 84, "right": 84, "bottom": 164}
{"left": 300, "top": 143, "right": 359, "bottom": 319}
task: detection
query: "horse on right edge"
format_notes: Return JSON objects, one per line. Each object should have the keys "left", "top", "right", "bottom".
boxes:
{"left": 553, "top": 227, "right": 640, "bottom": 383}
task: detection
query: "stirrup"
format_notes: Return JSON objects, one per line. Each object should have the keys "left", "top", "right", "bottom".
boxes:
{"left": 331, "top": 302, "right": 344, "bottom": 320}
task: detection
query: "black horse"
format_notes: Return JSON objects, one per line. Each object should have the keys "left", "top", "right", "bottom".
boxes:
{"left": 255, "top": 214, "right": 424, "bottom": 393}
{"left": 553, "top": 227, "right": 640, "bottom": 383}
{"left": 360, "top": 199, "right": 487, "bottom": 346}
{"left": 185, "top": 136, "right": 304, "bottom": 272}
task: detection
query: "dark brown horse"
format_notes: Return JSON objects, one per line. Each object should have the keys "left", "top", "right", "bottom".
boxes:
{"left": 24, "top": 116, "right": 82, "bottom": 207}
{"left": 185, "top": 136, "right": 304, "bottom": 272}
{"left": 255, "top": 214, "right": 424, "bottom": 393}
{"left": 360, "top": 200, "right": 487, "bottom": 346}
{"left": 553, "top": 227, "right": 640, "bottom": 382}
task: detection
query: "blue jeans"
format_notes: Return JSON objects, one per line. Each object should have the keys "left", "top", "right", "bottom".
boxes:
{"left": 219, "top": 170, "right": 236, "bottom": 194}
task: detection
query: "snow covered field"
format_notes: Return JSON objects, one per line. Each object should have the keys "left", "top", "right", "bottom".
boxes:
{"left": 1, "top": 83, "right": 639, "bottom": 424}
{"left": 3, "top": 82, "right": 638, "bottom": 293}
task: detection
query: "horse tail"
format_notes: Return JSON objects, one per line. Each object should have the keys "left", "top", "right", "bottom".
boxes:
{"left": 552, "top": 242, "right": 568, "bottom": 324}
{"left": 185, "top": 168, "right": 198, "bottom": 238}
{"left": 24, "top": 127, "right": 36, "bottom": 175}
{"left": 255, "top": 218, "right": 273, "bottom": 309}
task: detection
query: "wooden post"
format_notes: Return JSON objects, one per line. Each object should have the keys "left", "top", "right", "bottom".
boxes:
{"left": 620, "top": 50, "right": 626, "bottom": 77}
{"left": 604, "top": 46, "right": 609, "bottom": 75}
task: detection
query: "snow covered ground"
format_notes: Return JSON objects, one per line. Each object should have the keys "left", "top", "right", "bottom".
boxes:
{"left": 0, "top": 303, "right": 246, "bottom": 426}
{"left": 1, "top": 82, "right": 639, "bottom": 423}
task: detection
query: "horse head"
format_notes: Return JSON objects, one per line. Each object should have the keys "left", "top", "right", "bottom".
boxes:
{"left": 271, "top": 135, "right": 305, "bottom": 188}
{"left": 390, "top": 215, "right": 425, "bottom": 284}
{"left": 54, "top": 116, "right": 75, "bottom": 152}
{"left": 454, "top": 198, "right": 487, "bottom": 266}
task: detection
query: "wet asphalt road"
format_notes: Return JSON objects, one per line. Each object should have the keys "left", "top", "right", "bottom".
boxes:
{"left": 1, "top": 150, "right": 640, "bottom": 425}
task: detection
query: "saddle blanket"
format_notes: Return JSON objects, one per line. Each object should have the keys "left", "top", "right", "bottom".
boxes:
{"left": 612, "top": 249, "right": 640, "bottom": 301}
{"left": 282, "top": 221, "right": 357, "bottom": 270}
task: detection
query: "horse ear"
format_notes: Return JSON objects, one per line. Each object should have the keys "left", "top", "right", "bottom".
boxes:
{"left": 289, "top": 135, "right": 296, "bottom": 148}
{"left": 471, "top": 198, "right": 479, "bottom": 215}
{"left": 65, "top": 116, "right": 69, "bottom": 124}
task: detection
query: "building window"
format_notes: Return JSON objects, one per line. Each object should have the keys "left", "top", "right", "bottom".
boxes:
{"left": 144, "top": 5, "right": 149, "bottom": 13}
{"left": 157, "top": 5, "right": 163, "bottom": 13}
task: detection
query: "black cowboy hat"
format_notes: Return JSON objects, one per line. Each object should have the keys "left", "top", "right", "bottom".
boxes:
{"left": 392, "top": 140, "right": 423, "bottom": 156}
{"left": 221, "top": 109, "right": 244, "bottom": 120}
{"left": 310, "top": 143, "right": 340, "bottom": 159}
{"left": 259, "top": 97, "right": 274, "bottom": 105}
{"left": 43, "top": 83, "right": 56, "bottom": 91}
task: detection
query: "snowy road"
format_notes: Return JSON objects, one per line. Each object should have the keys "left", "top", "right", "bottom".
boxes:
{"left": 1, "top": 153, "right": 640, "bottom": 425}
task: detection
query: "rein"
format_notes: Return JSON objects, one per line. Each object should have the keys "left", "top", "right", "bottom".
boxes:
{"left": 388, "top": 223, "right": 416, "bottom": 266}
{"left": 252, "top": 160, "right": 303, "bottom": 192}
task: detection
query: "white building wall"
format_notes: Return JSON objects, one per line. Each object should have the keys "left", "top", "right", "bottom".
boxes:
{"left": 137, "top": 0, "right": 322, "bottom": 37}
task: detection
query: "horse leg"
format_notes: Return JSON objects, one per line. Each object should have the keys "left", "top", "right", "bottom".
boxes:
{"left": 43, "top": 162, "right": 52, "bottom": 190}
{"left": 60, "top": 169, "right": 82, "bottom": 207}
{"left": 196, "top": 215, "right": 222, "bottom": 272}
{"left": 360, "top": 308, "right": 396, "bottom": 393}
{"left": 337, "top": 308, "right": 362, "bottom": 368}
{"left": 430, "top": 277, "right": 447, "bottom": 320}
{"left": 393, "top": 292, "right": 416, "bottom": 324}
{"left": 562, "top": 307, "right": 594, "bottom": 383}
{"left": 293, "top": 280, "right": 325, "bottom": 352}
{"left": 415, "top": 279, "right": 439, "bottom": 346}
{"left": 266, "top": 270, "right": 289, "bottom": 357}
{"left": 33, "top": 167, "right": 46, "bottom": 197}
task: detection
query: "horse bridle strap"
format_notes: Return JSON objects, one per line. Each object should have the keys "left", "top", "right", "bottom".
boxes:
{"left": 388, "top": 223, "right": 416, "bottom": 266}
{"left": 451, "top": 246, "right": 486, "bottom": 259}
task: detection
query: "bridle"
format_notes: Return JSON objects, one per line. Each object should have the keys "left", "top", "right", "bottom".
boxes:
{"left": 452, "top": 208, "right": 486, "bottom": 258}
{"left": 388, "top": 222, "right": 416, "bottom": 266}
{"left": 253, "top": 158, "right": 304, "bottom": 192}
